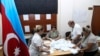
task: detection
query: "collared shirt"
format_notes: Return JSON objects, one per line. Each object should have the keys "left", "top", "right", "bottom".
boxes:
{"left": 71, "top": 23, "right": 82, "bottom": 40}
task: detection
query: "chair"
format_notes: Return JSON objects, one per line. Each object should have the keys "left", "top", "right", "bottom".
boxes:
{"left": 65, "top": 31, "right": 71, "bottom": 37}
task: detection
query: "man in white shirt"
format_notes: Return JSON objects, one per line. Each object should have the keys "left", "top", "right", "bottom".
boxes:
{"left": 68, "top": 20, "right": 82, "bottom": 44}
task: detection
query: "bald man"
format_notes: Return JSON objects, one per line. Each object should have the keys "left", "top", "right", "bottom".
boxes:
{"left": 68, "top": 21, "right": 82, "bottom": 44}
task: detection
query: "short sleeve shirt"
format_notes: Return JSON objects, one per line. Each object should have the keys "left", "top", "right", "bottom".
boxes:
{"left": 29, "top": 33, "right": 43, "bottom": 51}
{"left": 47, "top": 30, "right": 59, "bottom": 38}
{"left": 81, "top": 33, "right": 98, "bottom": 52}
{"left": 71, "top": 23, "right": 82, "bottom": 39}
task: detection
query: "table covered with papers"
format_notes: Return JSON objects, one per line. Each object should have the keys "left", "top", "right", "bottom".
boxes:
{"left": 43, "top": 38, "right": 82, "bottom": 56}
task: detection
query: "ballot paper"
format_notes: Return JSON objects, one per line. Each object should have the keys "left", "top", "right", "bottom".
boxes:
{"left": 50, "top": 39, "right": 75, "bottom": 49}
{"left": 70, "top": 49, "right": 78, "bottom": 54}
{"left": 43, "top": 40, "right": 51, "bottom": 46}
{"left": 50, "top": 39, "right": 79, "bottom": 54}
{"left": 49, "top": 48, "right": 55, "bottom": 54}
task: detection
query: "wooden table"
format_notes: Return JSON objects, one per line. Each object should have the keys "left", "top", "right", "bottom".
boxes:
{"left": 48, "top": 50, "right": 83, "bottom": 56}
{"left": 43, "top": 39, "right": 83, "bottom": 56}
{"left": 49, "top": 50, "right": 72, "bottom": 56}
{"left": 43, "top": 40, "right": 72, "bottom": 56}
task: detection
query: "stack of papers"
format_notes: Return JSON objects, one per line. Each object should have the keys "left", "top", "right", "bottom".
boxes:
{"left": 50, "top": 39, "right": 80, "bottom": 54}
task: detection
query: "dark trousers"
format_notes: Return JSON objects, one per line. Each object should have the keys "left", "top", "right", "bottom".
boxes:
{"left": 83, "top": 49, "right": 98, "bottom": 56}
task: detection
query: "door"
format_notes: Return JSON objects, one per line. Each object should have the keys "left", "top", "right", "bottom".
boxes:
{"left": 91, "top": 6, "right": 100, "bottom": 36}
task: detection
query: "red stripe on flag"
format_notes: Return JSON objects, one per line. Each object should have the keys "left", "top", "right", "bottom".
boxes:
{"left": 1, "top": 4, "right": 29, "bottom": 56}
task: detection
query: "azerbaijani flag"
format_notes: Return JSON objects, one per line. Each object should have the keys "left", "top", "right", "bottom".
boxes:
{"left": 1, "top": 0, "right": 29, "bottom": 56}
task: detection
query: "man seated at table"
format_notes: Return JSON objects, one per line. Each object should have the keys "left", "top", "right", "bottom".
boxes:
{"left": 45, "top": 26, "right": 61, "bottom": 40}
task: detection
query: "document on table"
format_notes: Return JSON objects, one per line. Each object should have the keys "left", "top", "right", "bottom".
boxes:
{"left": 49, "top": 39, "right": 80, "bottom": 55}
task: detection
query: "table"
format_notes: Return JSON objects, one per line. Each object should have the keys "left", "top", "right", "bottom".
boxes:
{"left": 49, "top": 50, "right": 71, "bottom": 56}
{"left": 43, "top": 40, "right": 83, "bottom": 56}
{"left": 44, "top": 40, "right": 76, "bottom": 56}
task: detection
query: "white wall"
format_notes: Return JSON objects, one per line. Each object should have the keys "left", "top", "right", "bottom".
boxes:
{"left": 0, "top": 14, "right": 2, "bottom": 45}
{"left": 57, "top": 0, "right": 74, "bottom": 37}
{"left": 57, "top": 0, "right": 100, "bottom": 37}
{"left": 94, "top": 0, "right": 100, "bottom": 5}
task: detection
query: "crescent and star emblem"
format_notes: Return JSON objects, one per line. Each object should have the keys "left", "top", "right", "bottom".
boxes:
{"left": 4, "top": 33, "right": 20, "bottom": 56}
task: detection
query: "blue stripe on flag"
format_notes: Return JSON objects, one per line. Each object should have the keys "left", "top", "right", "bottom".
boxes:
{"left": 1, "top": 0, "right": 27, "bottom": 45}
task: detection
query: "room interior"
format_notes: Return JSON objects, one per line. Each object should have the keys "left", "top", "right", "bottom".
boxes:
{"left": 0, "top": 0, "right": 100, "bottom": 56}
